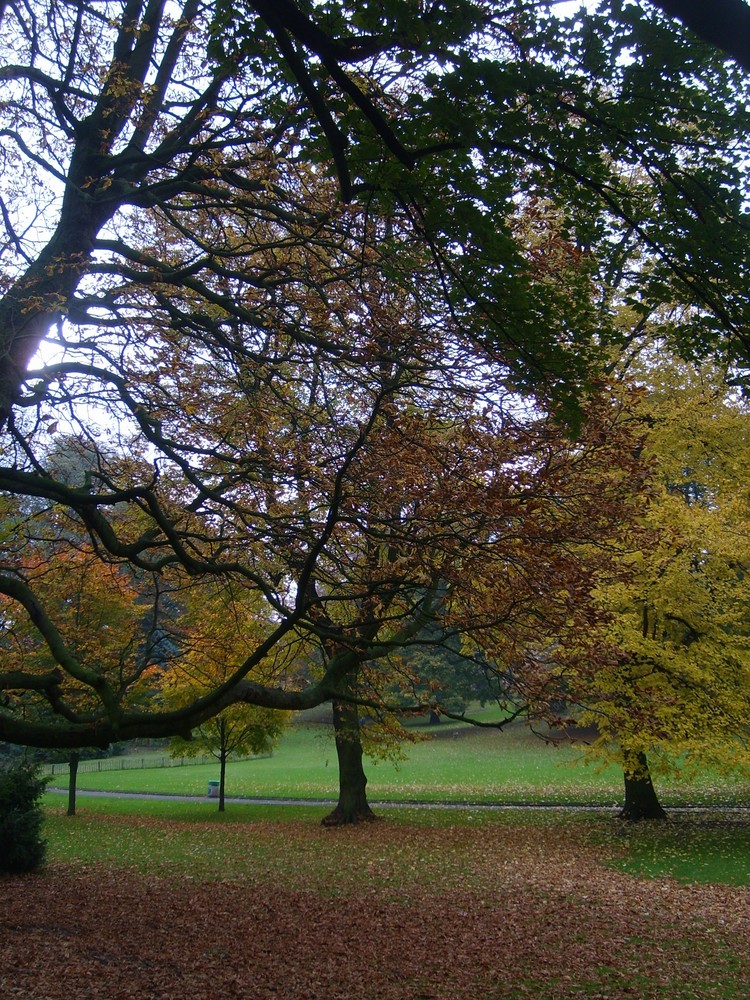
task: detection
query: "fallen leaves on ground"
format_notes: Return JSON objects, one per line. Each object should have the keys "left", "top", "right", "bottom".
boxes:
{"left": 1, "top": 817, "right": 748, "bottom": 999}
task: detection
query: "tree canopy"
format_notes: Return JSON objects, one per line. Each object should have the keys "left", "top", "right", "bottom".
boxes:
{"left": 3, "top": 0, "right": 750, "bottom": 412}
{"left": 575, "top": 350, "right": 750, "bottom": 784}
{"left": 2, "top": 0, "right": 750, "bottom": 750}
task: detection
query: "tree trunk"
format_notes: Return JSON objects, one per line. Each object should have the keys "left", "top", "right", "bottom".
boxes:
{"left": 218, "top": 747, "right": 227, "bottom": 813}
{"left": 428, "top": 709, "right": 442, "bottom": 725}
{"left": 322, "top": 700, "right": 376, "bottom": 826}
{"left": 620, "top": 750, "right": 667, "bottom": 821}
{"left": 67, "top": 751, "right": 79, "bottom": 817}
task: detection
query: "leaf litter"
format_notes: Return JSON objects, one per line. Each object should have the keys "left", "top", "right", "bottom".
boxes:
{"left": 1, "top": 815, "right": 748, "bottom": 998}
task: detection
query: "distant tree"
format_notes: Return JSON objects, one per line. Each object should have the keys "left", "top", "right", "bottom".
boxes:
{"left": 400, "top": 629, "right": 503, "bottom": 725}
{"left": 160, "top": 580, "right": 286, "bottom": 811}
{"left": 317, "top": 387, "right": 655, "bottom": 822}
{"left": 169, "top": 707, "right": 283, "bottom": 813}
{"left": 0, "top": 543, "right": 162, "bottom": 720}
{"left": 320, "top": 636, "right": 504, "bottom": 824}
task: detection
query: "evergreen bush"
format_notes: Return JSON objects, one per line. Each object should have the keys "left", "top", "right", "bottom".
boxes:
{"left": 0, "top": 762, "right": 48, "bottom": 873}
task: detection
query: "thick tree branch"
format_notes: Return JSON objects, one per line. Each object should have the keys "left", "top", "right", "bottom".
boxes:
{"left": 0, "top": 668, "right": 63, "bottom": 693}
{"left": 649, "top": 0, "right": 750, "bottom": 72}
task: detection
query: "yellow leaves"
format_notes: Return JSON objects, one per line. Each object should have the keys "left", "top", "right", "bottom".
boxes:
{"left": 158, "top": 577, "right": 288, "bottom": 701}
{"left": 359, "top": 713, "right": 424, "bottom": 764}
{"left": 580, "top": 351, "right": 750, "bottom": 775}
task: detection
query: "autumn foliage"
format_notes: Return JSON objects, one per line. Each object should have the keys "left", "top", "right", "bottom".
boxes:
{"left": 570, "top": 355, "right": 750, "bottom": 795}
{"left": 0, "top": 140, "right": 653, "bottom": 751}
{"left": 2, "top": 0, "right": 750, "bottom": 785}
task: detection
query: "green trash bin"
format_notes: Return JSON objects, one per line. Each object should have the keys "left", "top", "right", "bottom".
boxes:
{"left": 207, "top": 780, "right": 220, "bottom": 798}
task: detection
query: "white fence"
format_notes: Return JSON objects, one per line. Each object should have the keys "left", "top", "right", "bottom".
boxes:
{"left": 40, "top": 752, "right": 270, "bottom": 776}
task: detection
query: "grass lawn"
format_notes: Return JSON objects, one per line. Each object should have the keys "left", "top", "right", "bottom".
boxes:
{"left": 39, "top": 793, "right": 750, "bottom": 888}
{"left": 45, "top": 714, "right": 750, "bottom": 808}
{"left": 605, "top": 815, "right": 750, "bottom": 885}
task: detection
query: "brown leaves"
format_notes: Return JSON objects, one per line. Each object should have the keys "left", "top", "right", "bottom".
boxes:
{"left": 1, "top": 817, "right": 748, "bottom": 998}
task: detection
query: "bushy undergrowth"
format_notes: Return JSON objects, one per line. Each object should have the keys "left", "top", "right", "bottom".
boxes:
{"left": 0, "top": 762, "right": 48, "bottom": 873}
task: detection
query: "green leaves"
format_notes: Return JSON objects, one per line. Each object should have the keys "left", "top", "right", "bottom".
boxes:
{"left": 0, "top": 761, "right": 47, "bottom": 873}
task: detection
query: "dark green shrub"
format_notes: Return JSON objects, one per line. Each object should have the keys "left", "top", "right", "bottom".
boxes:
{"left": 0, "top": 762, "right": 48, "bottom": 873}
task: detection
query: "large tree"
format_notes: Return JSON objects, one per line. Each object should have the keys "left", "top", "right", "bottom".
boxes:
{"left": 0, "top": 227, "right": 650, "bottom": 752}
{"left": 2, "top": 0, "right": 750, "bottom": 751}
{"left": 573, "top": 349, "right": 750, "bottom": 818}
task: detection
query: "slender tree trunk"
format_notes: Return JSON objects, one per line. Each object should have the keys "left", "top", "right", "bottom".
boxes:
{"left": 620, "top": 750, "right": 667, "bottom": 821}
{"left": 218, "top": 747, "right": 227, "bottom": 813}
{"left": 67, "top": 751, "right": 79, "bottom": 817}
{"left": 322, "top": 699, "right": 376, "bottom": 826}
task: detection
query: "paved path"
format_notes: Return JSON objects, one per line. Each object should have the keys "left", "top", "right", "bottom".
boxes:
{"left": 44, "top": 787, "right": 750, "bottom": 814}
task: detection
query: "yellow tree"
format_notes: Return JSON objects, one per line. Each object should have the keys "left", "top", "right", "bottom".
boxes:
{"left": 576, "top": 351, "right": 750, "bottom": 818}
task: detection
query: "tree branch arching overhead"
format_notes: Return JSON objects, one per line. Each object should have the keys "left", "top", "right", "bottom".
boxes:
{"left": 648, "top": 0, "right": 750, "bottom": 72}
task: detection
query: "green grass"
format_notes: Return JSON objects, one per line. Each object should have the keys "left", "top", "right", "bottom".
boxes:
{"left": 604, "top": 816, "right": 750, "bottom": 885}
{"left": 41, "top": 793, "right": 750, "bottom": 889}
{"left": 39, "top": 796, "right": 589, "bottom": 880}
{"left": 41, "top": 705, "right": 750, "bottom": 891}
{"left": 41, "top": 798, "right": 327, "bottom": 878}
{"left": 40, "top": 794, "right": 569, "bottom": 885}
{"left": 45, "top": 715, "right": 750, "bottom": 808}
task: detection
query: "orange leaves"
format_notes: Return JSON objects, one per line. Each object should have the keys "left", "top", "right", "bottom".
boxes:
{"left": 3, "top": 548, "right": 141, "bottom": 678}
